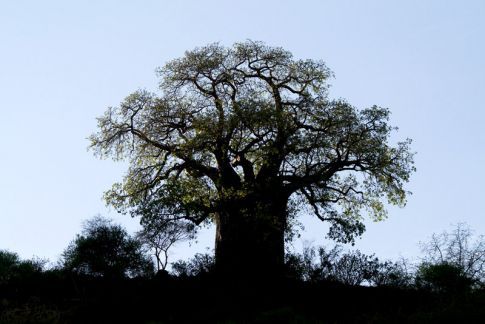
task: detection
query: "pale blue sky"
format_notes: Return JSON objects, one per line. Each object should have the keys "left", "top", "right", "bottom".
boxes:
{"left": 1, "top": 1, "right": 484, "bottom": 264}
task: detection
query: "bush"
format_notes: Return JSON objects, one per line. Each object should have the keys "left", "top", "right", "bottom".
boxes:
{"left": 0, "top": 250, "right": 45, "bottom": 283}
{"left": 372, "top": 259, "right": 413, "bottom": 288}
{"left": 61, "top": 216, "right": 154, "bottom": 278}
{"left": 171, "top": 253, "right": 215, "bottom": 277}
{"left": 415, "top": 262, "right": 475, "bottom": 293}
{"left": 284, "top": 245, "right": 411, "bottom": 287}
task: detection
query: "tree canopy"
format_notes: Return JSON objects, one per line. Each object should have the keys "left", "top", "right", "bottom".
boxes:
{"left": 90, "top": 41, "right": 414, "bottom": 275}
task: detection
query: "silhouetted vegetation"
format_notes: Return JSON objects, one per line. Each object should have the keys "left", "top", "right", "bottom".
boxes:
{"left": 415, "top": 262, "right": 475, "bottom": 294}
{"left": 0, "top": 250, "right": 45, "bottom": 284}
{"left": 61, "top": 216, "right": 154, "bottom": 278}
{"left": 171, "top": 252, "right": 215, "bottom": 277}
{"left": 418, "top": 222, "right": 485, "bottom": 287}
{"left": 285, "top": 245, "right": 413, "bottom": 287}
{"left": 1, "top": 222, "right": 484, "bottom": 322}
{"left": 135, "top": 219, "right": 195, "bottom": 272}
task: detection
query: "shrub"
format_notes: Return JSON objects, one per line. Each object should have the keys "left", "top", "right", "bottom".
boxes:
{"left": 415, "top": 262, "right": 475, "bottom": 293}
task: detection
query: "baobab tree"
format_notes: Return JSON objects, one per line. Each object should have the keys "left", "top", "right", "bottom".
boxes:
{"left": 90, "top": 41, "right": 414, "bottom": 277}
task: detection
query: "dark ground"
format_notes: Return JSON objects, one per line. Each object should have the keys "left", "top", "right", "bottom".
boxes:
{"left": 1, "top": 273, "right": 484, "bottom": 323}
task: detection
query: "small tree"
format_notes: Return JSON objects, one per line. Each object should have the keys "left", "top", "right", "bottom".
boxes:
{"left": 136, "top": 220, "right": 195, "bottom": 271}
{"left": 62, "top": 216, "right": 154, "bottom": 278}
{"left": 419, "top": 223, "right": 485, "bottom": 286}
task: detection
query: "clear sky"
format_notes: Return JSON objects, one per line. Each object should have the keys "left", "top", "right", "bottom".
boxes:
{"left": 1, "top": 0, "right": 484, "bottom": 265}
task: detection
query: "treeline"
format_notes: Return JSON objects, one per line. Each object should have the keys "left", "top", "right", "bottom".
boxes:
{"left": 285, "top": 222, "right": 485, "bottom": 292}
{"left": 1, "top": 219, "right": 484, "bottom": 323}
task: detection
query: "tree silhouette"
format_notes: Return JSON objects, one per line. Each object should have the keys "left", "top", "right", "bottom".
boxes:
{"left": 62, "top": 216, "right": 153, "bottom": 278}
{"left": 285, "top": 244, "right": 411, "bottom": 286}
{"left": 0, "top": 250, "right": 45, "bottom": 283}
{"left": 136, "top": 219, "right": 195, "bottom": 272}
{"left": 419, "top": 223, "right": 485, "bottom": 288}
{"left": 171, "top": 252, "right": 215, "bottom": 277}
{"left": 0, "top": 250, "right": 20, "bottom": 283}
{"left": 90, "top": 41, "right": 415, "bottom": 277}
{"left": 416, "top": 262, "right": 474, "bottom": 293}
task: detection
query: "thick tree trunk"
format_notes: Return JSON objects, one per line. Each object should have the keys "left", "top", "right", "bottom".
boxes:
{"left": 214, "top": 195, "right": 287, "bottom": 280}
